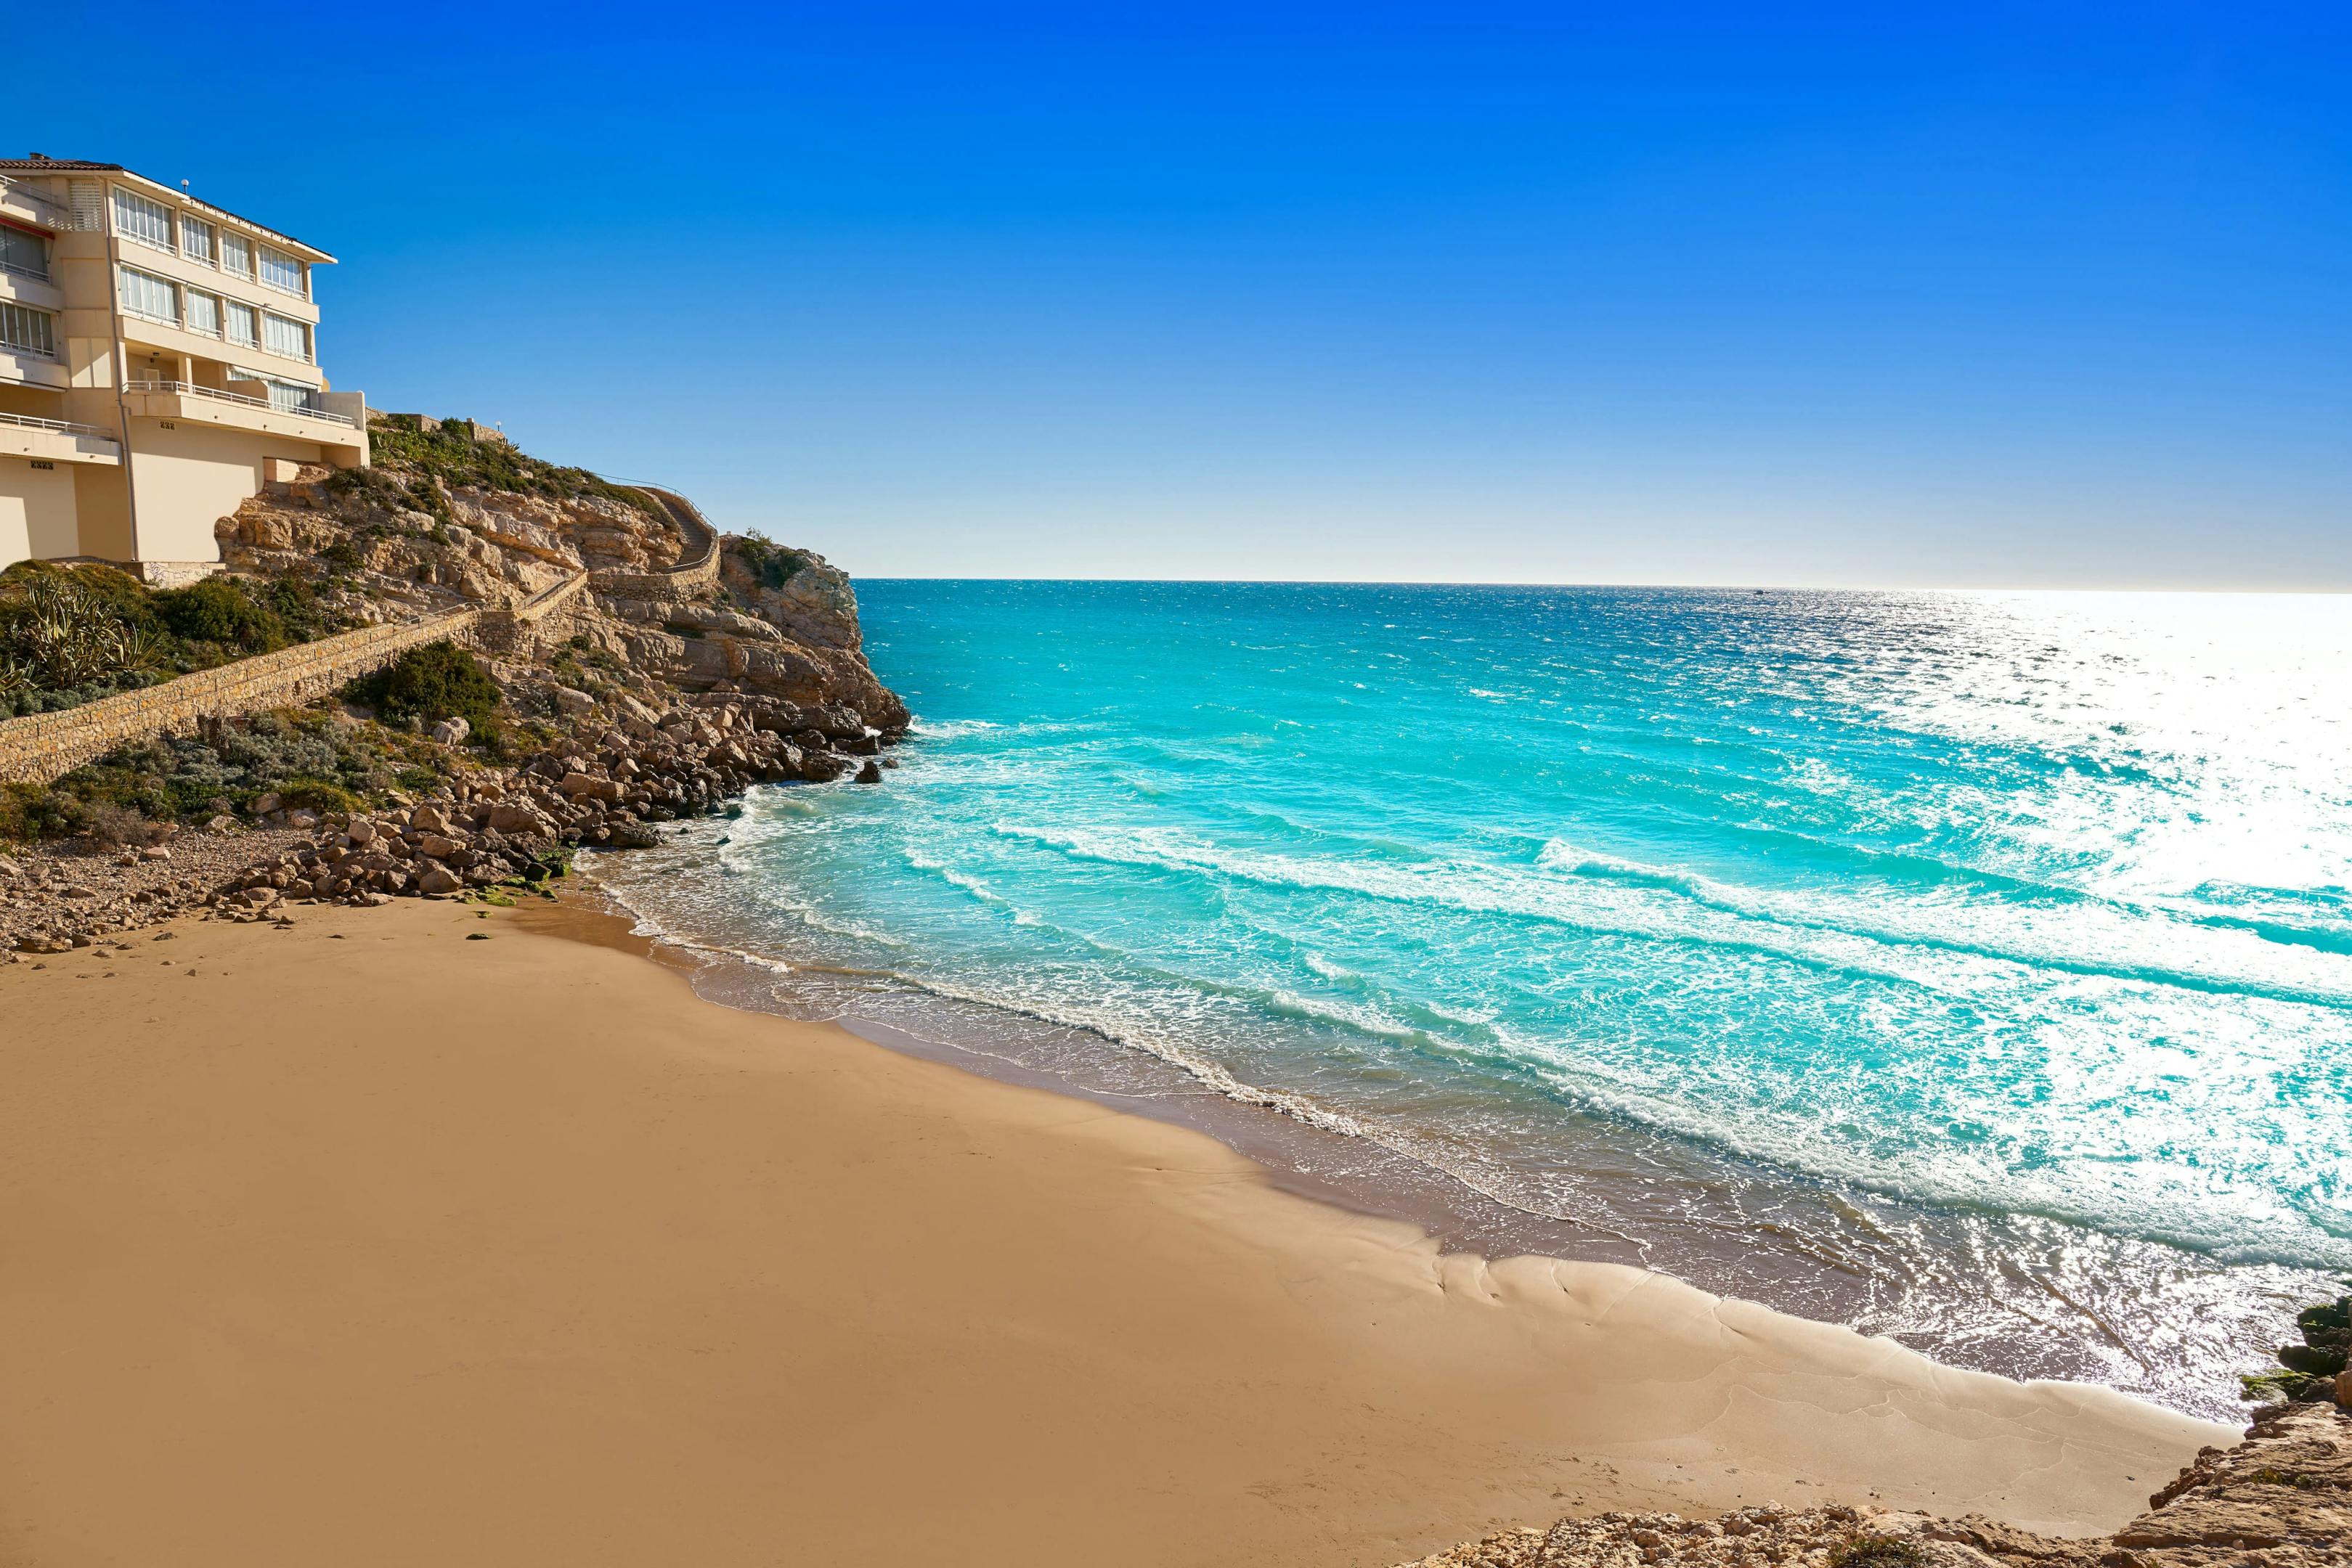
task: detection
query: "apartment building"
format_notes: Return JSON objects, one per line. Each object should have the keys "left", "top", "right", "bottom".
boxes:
{"left": 0, "top": 155, "right": 368, "bottom": 581}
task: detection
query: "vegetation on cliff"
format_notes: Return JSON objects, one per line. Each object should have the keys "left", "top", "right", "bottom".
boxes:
{"left": 363, "top": 415, "right": 658, "bottom": 517}
{"left": 0, "top": 562, "right": 346, "bottom": 718}
{"left": 0, "top": 706, "right": 459, "bottom": 845}
{"left": 2, "top": 416, "right": 905, "bottom": 849}
{"left": 342, "top": 642, "right": 506, "bottom": 738}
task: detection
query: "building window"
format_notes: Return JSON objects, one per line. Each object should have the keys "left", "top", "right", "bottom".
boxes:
{"left": 264, "top": 380, "right": 320, "bottom": 414}
{"left": 185, "top": 291, "right": 222, "bottom": 338}
{"left": 179, "top": 214, "right": 216, "bottom": 265}
{"left": 223, "top": 298, "right": 258, "bottom": 348}
{"left": 0, "top": 300, "right": 57, "bottom": 357}
{"left": 0, "top": 223, "right": 46, "bottom": 281}
{"left": 262, "top": 311, "right": 312, "bottom": 362}
{"left": 111, "top": 187, "right": 174, "bottom": 252}
{"left": 257, "top": 244, "right": 306, "bottom": 297}
{"left": 220, "top": 231, "right": 251, "bottom": 276}
{"left": 117, "top": 264, "right": 180, "bottom": 327}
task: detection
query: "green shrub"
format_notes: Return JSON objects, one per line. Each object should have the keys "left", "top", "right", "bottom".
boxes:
{"left": 366, "top": 415, "right": 656, "bottom": 516}
{"left": 0, "top": 571, "right": 168, "bottom": 693}
{"left": 342, "top": 640, "right": 503, "bottom": 732}
{"left": 1826, "top": 1538, "right": 1926, "bottom": 1568}
{"left": 151, "top": 578, "right": 288, "bottom": 653}
{"left": 0, "top": 782, "right": 77, "bottom": 842}
{"left": 275, "top": 777, "right": 362, "bottom": 814}
{"left": 733, "top": 534, "right": 811, "bottom": 590}
{"left": 258, "top": 576, "right": 335, "bottom": 643}
{"left": 0, "top": 706, "right": 468, "bottom": 844}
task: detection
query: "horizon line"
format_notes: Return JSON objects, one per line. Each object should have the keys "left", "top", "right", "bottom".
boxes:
{"left": 841, "top": 574, "right": 2352, "bottom": 596}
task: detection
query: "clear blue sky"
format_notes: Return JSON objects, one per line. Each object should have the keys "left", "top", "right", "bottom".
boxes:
{"left": 29, "top": 2, "right": 2352, "bottom": 586}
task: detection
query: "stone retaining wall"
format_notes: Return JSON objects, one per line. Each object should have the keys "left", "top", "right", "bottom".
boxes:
{"left": 470, "top": 571, "right": 590, "bottom": 660}
{"left": 0, "top": 473, "right": 715, "bottom": 787}
{"left": 589, "top": 486, "right": 720, "bottom": 603}
{"left": 0, "top": 610, "right": 481, "bottom": 786}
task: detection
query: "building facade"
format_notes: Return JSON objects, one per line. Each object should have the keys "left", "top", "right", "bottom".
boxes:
{"left": 0, "top": 156, "right": 368, "bottom": 581}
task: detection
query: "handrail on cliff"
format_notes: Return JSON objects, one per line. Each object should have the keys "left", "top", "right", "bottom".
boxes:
{"left": 587, "top": 475, "right": 722, "bottom": 595}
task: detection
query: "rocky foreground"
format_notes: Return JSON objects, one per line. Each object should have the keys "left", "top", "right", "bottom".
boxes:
{"left": 3, "top": 691, "right": 898, "bottom": 954}
{"left": 1399, "top": 1398, "right": 2351, "bottom": 1568}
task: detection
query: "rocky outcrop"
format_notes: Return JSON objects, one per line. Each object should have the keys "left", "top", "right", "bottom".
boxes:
{"left": 1396, "top": 1402, "right": 2351, "bottom": 1568}
{"left": 204, "top": 695, "right": 898, "bottom": 913}
{"left": 721, "top": 542, "right": 866, "bottom": 653}
{"left": 215, "top": 459, "right": 902, "bottom": 727}
{"left": 5, "top": 688, "right": 903, "bottom": 955}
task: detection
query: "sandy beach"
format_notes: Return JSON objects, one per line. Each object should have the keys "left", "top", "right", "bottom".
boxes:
{"left": 0, "top": 894, "right": 2228, "bottom": 1568}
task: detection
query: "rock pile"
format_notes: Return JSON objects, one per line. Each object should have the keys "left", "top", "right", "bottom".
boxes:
{"left": 2246, "top": 1294, "right": 2351, "bottom": 1408}
{"left": 0, "top": 829, "right": 313, "bottom": 954}
{"left": 216, "top": 695, "right": 900, "bottom": 915}
{"left": 8, "top": 696, "right": 903, "bottom": 950}
{"left": 1399, "top": 1403, "right": 2351, "bottom": 1568}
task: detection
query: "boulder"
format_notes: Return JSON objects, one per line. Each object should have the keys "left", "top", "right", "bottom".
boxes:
{"left": 415, "top": 865, "right": 463, "bottom": 896}
{"left": 430, "top": 716, "right": 472, "bottom": 746}
{"left": 487, "top": 801, "right": 549, "bottom": 837}
{"left": 410, "top": 804, "right": 449, "bottom": 834}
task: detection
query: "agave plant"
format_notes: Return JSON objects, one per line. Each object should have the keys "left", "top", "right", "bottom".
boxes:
{"left": 0, "top": 575, "right": 154, "bottom": 690}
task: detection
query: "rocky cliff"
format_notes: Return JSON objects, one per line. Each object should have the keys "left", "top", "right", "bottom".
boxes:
{"left": 215, "top": 415, "right": 905, "bottom": 734}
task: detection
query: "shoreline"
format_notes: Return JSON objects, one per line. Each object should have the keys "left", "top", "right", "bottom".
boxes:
{"left": 0, "top": 891, "right": 2227, "bottom": 1566}
{"left": 578, "top": 825, "right": 2327, "bottom": 1424}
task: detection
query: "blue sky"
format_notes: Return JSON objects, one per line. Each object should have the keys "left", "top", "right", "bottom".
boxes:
{"left": 29, "top": 2, "right": 2352, "bottom": 586}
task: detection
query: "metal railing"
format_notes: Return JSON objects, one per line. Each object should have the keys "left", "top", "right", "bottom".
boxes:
{"left": 0, "top": 409, "right": 117, "bottom": 441}
{"left": 0, "top": 256, "right": 52, "bottom": 284}
{"left": 121, "top": 377, "right": 358, "bottom": 428}
{"left": 0, "top": 176, "right": 68, "bottom": 227}
{"left": 593, "top": 474, "right": 721, "bottom": 570}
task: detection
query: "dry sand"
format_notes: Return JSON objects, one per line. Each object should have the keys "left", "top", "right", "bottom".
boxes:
{"left": 0, "top": 896, "right": 2229, "bottom": 1567}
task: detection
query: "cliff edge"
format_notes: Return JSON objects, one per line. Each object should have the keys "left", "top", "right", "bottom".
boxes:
{"left": 215, "top": 413, "right": 905, "bottom": 733}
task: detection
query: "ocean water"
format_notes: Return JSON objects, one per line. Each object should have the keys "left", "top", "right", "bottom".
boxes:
{"left": 594, "top": 583, "right": 2352, "bottom": 1419}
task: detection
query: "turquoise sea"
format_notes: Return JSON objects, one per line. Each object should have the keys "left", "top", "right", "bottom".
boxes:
{"left": 595, "top": 584, "right": 2352, "bottom": 1418}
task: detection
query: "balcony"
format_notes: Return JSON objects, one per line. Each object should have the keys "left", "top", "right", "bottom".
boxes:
{"left": 0, "top": 176, "right": 68, "bottom": 232}
{"left": 121, "top": 378, "right": 365, "bottom": 447}
{"left": 0, "top": 410, "right": 121, "bottom": 466}
{"left": 123, "top": 376, "right": 357, "bottom": 425}
{"left": 0, "top": 343, "right": 68, "bottom": 391}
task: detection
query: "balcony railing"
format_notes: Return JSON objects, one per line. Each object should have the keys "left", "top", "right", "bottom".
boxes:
{"left": 0, "top": 176, "right": 68, "bottom": 228}
{"left": 122, "top": 377, "right": 358, "bottom": 428}
{"left": 0, "top": 256, "right": 52, "bottom": 285}
{"left": 0, "top": 409, "right": 115, "bottom": 441}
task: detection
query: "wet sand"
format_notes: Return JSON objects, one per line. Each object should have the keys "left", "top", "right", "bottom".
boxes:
{"left": 0, "top": 896, "right": 2227, "bottom": 1567}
